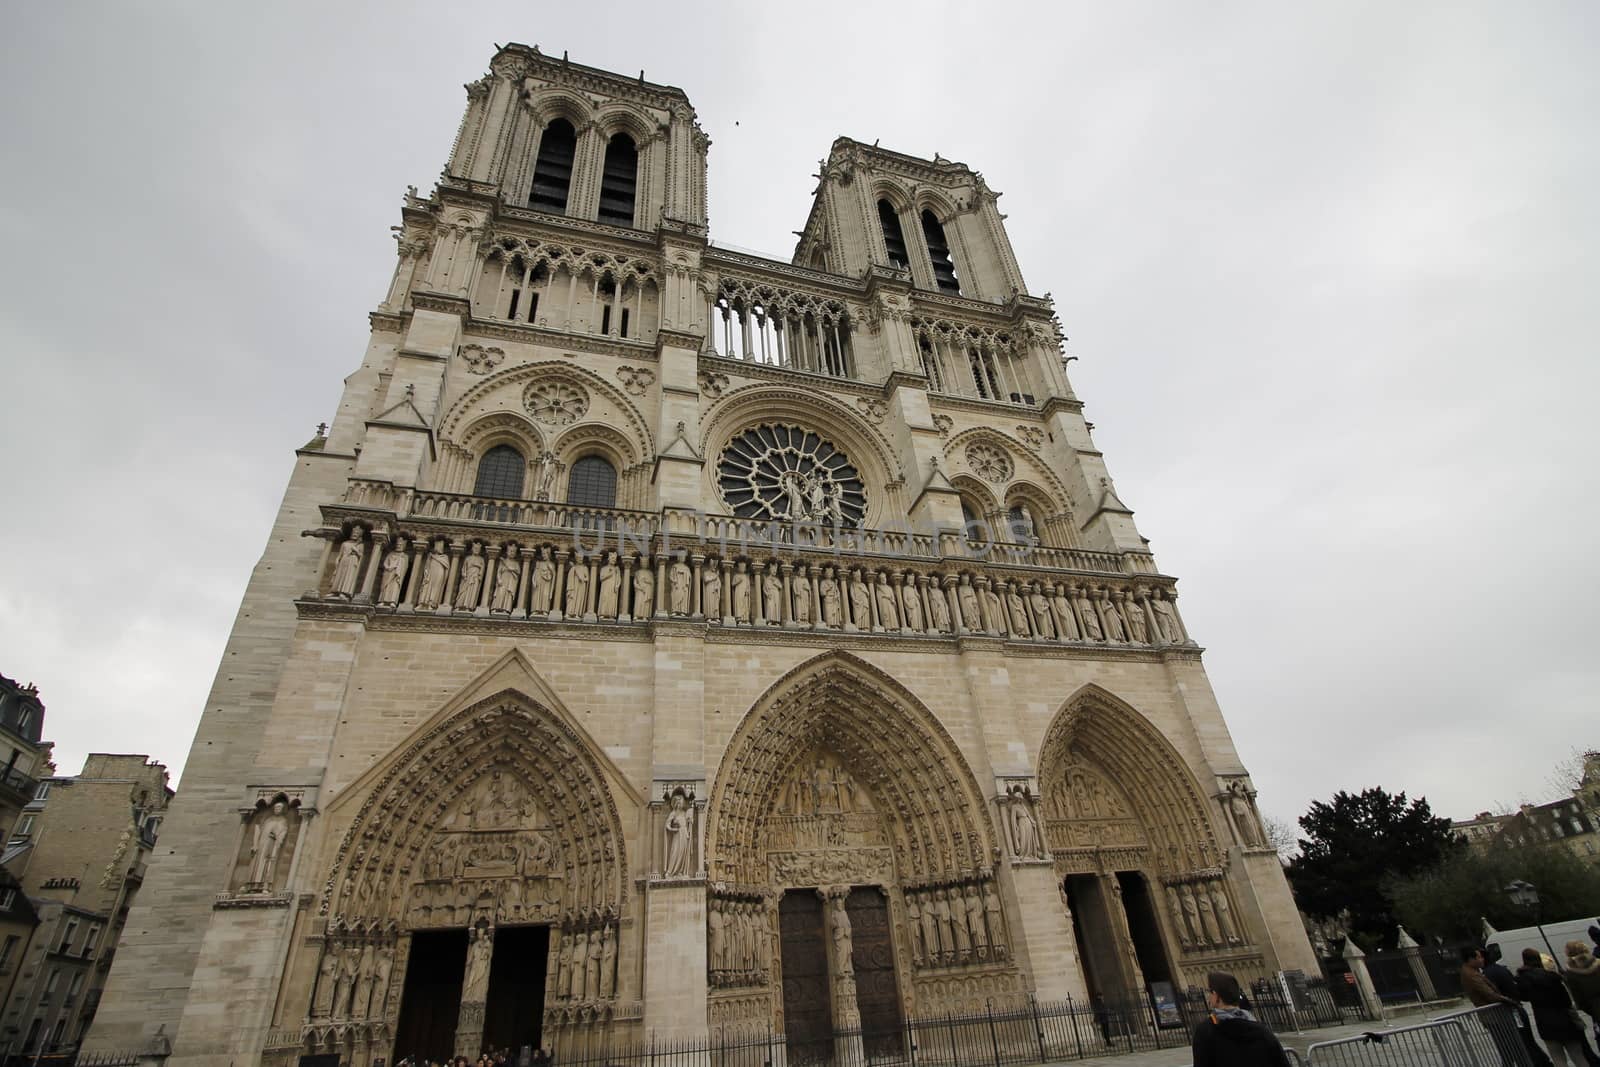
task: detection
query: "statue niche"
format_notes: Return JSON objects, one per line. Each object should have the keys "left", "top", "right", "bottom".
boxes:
{"left": 231, "top": 793, "right": 303, "bottom": 895}
{"left": 406, "top": 764, "right": 563, "bottom": 930}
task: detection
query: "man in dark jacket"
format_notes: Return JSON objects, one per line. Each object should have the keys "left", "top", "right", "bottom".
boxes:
{"left": 1517, "top": 947, "right": 1595, "bottom": 1066}
{"left": 1469, "top": 946, "right": 1553, "bottom": 1067}
{"left": 1190, "top": 971, "right": 1290, "bottom": 1067}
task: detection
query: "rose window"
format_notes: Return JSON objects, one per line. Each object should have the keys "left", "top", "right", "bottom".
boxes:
{"left": 965, "top": 441, "right": 1013, "bottom": 484}
{"left": 524, "top": 380, "right": 590, "bottom": 426}
{"left": 717, "top": 424, "right": 867, "bottom": 527}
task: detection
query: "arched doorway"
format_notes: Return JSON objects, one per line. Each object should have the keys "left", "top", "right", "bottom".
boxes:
{"left": 1037, "top": 686, "right": 1253, "bottom": 1004}
{"left": 705, "top": 653, "right": 1021, "bottom": 1059}
{"left": 306, "top": 689, "right": 631, "bottom": 1063}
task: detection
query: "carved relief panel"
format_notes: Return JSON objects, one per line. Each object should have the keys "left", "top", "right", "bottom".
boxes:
{"left": 1043, "top": 762, "right": 1150, "bottom": 864}
{"left": 229, "top": 791, "right": 306, "bottom": 896}
{"left": 648, "top": 782, "right": 704, "bottom": 882}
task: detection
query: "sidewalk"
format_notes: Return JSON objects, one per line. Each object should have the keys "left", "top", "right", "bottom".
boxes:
{"left": 1042, "top": 1002, "right": 1464, "bottom": 1066}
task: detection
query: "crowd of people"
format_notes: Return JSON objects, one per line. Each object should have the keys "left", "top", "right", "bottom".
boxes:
{"left": 1461, "top": 923, "right": 1600, "bottom": 1067}
{"left": 396, "top": 1049, "right": 550, "bottom": 1067}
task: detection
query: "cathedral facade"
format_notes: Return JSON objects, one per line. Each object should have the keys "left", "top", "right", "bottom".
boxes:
{"left": 87, "top": 44, "right": 1314, "bottom": 1067}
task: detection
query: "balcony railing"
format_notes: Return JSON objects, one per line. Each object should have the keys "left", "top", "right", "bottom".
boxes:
{"left": 0, "top": 765, "right": 37, "bottom": 803}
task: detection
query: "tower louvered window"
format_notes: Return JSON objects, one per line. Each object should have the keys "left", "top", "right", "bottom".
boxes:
{"left": 921, "top": 210, "right": 961, "bottom": 294}
{"left": 598, "top": 133, "right": 639, "bottom": 227}
{"left": 530, "top": 119, "right": 577, "bottom": 214}
{"left": 878, "top": 200, "right": 909, "bottom": 268}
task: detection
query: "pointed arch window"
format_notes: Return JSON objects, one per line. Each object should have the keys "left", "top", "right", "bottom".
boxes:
{"left": 598, "top": 133, "right": 639, "bottom": 227}
{"left": 474, "top": 445, "right": 526, "bottom": 499}
{"left": 878, "top": 200, "right": 909, "bottom": 269}
{"left": 566, "top": 454, "right": 618, "bottom": 509}
{"left": 921, "top": 210, "right": 961, "bottom": 294}
{"left": 530, "top": 118, "right": 577, "bottom": 214}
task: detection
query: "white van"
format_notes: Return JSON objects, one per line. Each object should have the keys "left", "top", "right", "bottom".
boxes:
{"left": 1484, "top": 915, "right": 1600, "bottom": 970}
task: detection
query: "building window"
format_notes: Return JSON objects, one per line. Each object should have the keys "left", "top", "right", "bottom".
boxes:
{"left": 597, "top": 133, "right": 638, "bottom": 227}
{"left": 878, "top": 200, "right": 909, "bottom": 269}
{"left": 0, "top": 889, "right": 13, "bottom": 910}
{"left": 529, "top": 118, "right": 577, "bottom": 214}
{"left": 59, "top": 919, "right": 78, "bottom": 954}
{"left": 473, "top": 445, "right": 526, "bottom": 499}
{"left": 67, "top": 971, "right": 84, "bottom": 997}
{"left": 44, "top": 967, "right": 60, "bottom": 994}
{"left": 565, "top": 455, "right": 618, "bottom": 509}
{"left": 32, "top": 781, "right": 49, "bottom": 801}
{"left": 0, "top": 934, "right": 18, "bottom": 968}
{"left": 920, "top": 210, "right": 960, "bottom": 294}
{"left": 81, "top": 926, "right": 100, "bottom": 959}
{"left": 14, "top": 814, "right": 33, "bottom": 838}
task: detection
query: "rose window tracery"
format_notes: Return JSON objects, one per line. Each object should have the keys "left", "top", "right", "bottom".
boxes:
{"left": 717, "top": 424, "right": 867, "bottom": 527}
{"left": 965, "top": 441, "right": 1012, "bottom": 485}
{"left": 524, "top": 380, "right": 590, "bottom": 426}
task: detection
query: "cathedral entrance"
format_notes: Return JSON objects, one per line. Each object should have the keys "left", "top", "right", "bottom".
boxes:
{"left": 483, "top": 925, "right": 549, "bottom": 1053}
{"left": 845, "top": 887, "right": 903, "bottom": 1058}
{"left": 1064, "top": 875, "right": 1130, "bottom": 999}
{"left": 394, "top": 929, "right": 467, "bottom": 1062}
{"left": 779, "top": 891, "right": 831, "bottom": 1066}
{"left": 1116, "top": 872, "right": 1172, "bottom": 990}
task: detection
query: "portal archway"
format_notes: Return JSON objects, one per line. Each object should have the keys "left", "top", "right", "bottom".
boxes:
{"left": 1037, "top": 685, "right": 1251, "bottom": 995}
{"left": 307, "top": 687, "right": 632, "bottom": 1060}
{"left": 705, "top": 652, "right": 1022, "bottom": 1043}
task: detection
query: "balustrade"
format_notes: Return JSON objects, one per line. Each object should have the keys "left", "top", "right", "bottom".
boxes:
{"left": 473, "top": 234, "right": 660, "bottom": 344}
{"left": 707, "top": 274, "right": 854, "bottom": 380}
{"left": 914, "top": 314, "right": 1038, "bottom": 406}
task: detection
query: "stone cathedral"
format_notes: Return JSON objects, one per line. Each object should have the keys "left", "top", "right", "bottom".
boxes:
{"left": 88, "top": 43, "right": 1314, "bottom": 1067}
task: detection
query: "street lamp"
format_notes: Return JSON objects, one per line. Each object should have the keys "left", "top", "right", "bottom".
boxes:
{"left": 1505, "top": 879, "right": 1561, "bottom": 967}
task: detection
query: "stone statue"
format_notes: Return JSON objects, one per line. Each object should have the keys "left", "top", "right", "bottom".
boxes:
{"left": 1212, "top": 884, "right": 1241, "bottom": 943}
{"left": 918, "top": 891, "right": 941, "bottom": 961}
{"left": 354, "top": 942, "right": 376, "bottom": 1018}
{"left": 874, "top": 576, "right": 898, "bottom": 629}
{"left": 313, "top": 947, "right": 338, "bottom": 1017}
{"left": 330, "top": 531, "right": 365, "bottom": 597}
{"left": 792, "top": 573, "right": 811, "bottom": 623}
{"left": 906, "top": 895, "right": 926, "bottom": 963}
{"left": 1009, "top": 790, "right": 1041, "bottom": 859}
{"left": 762, "top": 570, "right": 783, "bottom": 623}
{"left": 965, "top": 886, "right": 989, "bottom": 956}
{"left": 829, "top": 897, "right": 853, "bottom": 974}
{"left": 1180, "top": 885, "right": 1205, "bottom": 945}
{"left": 848, "top": 572, "right": 871, "bottom": 628}
{"left": 947, "top": 888, "right": 972, "bottom": 959}
{"left": 600, "top": 923, "right": 617, "bottom": 997}
{"left": 335, "top": 944, "right": 361, "bottom": 1018}
{"left": 901, "top": 580, "right": 924, "bottom": 631}
{"left": 377, "top": 540, "right": 408, "bottom": 605}
{"left": 983, "top": 587, "right": 1003, "bottom": 632}
{"left": 569, "top": 930, "right": 588, "bottom": 999}
{"left": 708, "top": 903, "right": 727, "bottom": 971}
{"left": 1227, "top": 780, "right": 1265, "bottom": 848}
{"left": 531, "top": 553, "right": 555, "bottom": 613}
{"left": 1099, "top": 592, "right": 1126, "bottom": 641}
{"left": 1167, "top": 886, "right": 1194, "bottom": 948}
{"left": 558, "top": 932, "right": 575, "bottom": 998}
{"left": 669, "top": 560, "right": 691, "bottom": 615}
{"left": 565, "top": 559, "right": 590, "bottom": 617}
{"left": 983, "top": 884, "right": 1005, "bottom": 955}
{"left": 596, "top": 553, "right": 620, "bottom": 617}
{"left": 663, "top": 792, "right": 694, "bottom": 877}
{"left": 534, "top": 451, "right": 558, "bottom": 500}
{"left": 633, "top": 564, "right": 654, "bottom": 617}
{"left": 929, "top": 581, "right": 952, "bottom": 632}
{"left": 585, "top": 925, "right": 602, "bottom": 998}
{"left": 483, "top": 549, "right": 516, "bottom": 612}
{"left": 417, "top": 540, "right": 449, "bottom": 610}
{"left": 731, "top": 564, "right": 750, "bottom": 622}
{"left": 754, "top": 904, "right": 770, "bottom": 971}
{"left": 703, "top": 563, "right": 721, "bottom": 617}
{"left": 454, "top": 544, "right": 485, "bottom": 609}
{"left": 932, "top": 890, "right": 955, "bottom": 961}
{"left": 1029, "top": 588, "right": 1056, "bottom": 638}
{"left": 820, "top": 572, "right": 842, "bottom": 626}
{"left": 1051, "top": 587, "right": 1080, "bottom": 639}
{"left": 1011, "top": 503, "right": 1037, "bottom": 543}
{"left": 1006, "top": 587, "right": 1031, "bottom": 636}
{"left": 1076, "top": 592, "right": 1104, "bottom": 640}
{"left": 1152, "top": 592, "right": 1184, "bottom": 643}
{"left": 1196, "top": 890, "right": 1223, "bottom": 946}
{"left": 958, "top": 582, "right": 981, "bottom": 630}
{"left": 372, "top": 944, "right": 393, "bottom": 1017}
{"left": 1121, "top": 592, "right": 1147, "bottom": 642}
{"left": 247, "top": 800, "right": 292, "bottom": 888}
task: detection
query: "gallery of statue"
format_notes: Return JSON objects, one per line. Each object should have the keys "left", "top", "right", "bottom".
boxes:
{"left": 86, "top": 43, "right": 1315, "bottom": 1067}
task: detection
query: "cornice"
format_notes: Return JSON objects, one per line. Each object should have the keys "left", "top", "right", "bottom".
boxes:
{"left": 1039, "top": 396, "right": 1085, "bottom": 418}
{"left": 492, "top": 205, "right": 658, "bottom": 251}
{"left": 655, "top": 328, "right": 703, "bottom": 352}
{"left": 879, "top": 370, "right": 931, "bottom": 399}
{"left": 926, "top": 393, "right": 1040, "bottom": 419}
{"left": 828, "top": 137, "right": 977, "bottom": 185}
{"left": 697, "top": 354, "right": 879, "bottom": 398}
{"left": 410, "top": 291, "right": 471, "bottom": 316}
{"left": 704, "top": 247, "right": 864, "bottom": 297}
{"left": 369, "top": 311, "right": 404, "bottom": 333}
{"left": 501, "top": 43, "right": 694, "bottom": 111}
{"left": 463, "top": 318, "right": 658, "bottom": 360}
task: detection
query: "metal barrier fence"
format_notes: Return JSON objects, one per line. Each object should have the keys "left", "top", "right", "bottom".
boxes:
{"left": 1303, "top": 1004, "right": 1535, "bottom": 1067}
{"left": 550, "top": 985, "right": 1348, "bottom": 1066}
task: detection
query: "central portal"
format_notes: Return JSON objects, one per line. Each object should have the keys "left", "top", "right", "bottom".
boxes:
{"left": 393, "top": 926, "right": 550, "bottom": 1061}
{"left": 845, "top": 887, "right": 903, "bottom": 1058}
{"left": 779, "top": 892, "right": 831, "bottom": 1065}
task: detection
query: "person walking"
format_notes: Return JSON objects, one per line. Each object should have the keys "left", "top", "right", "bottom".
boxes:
{"left": 1466, "top": 946, "right": 1548, "bottom": 1067}
{"left": 1189, "top": 971, "right": 1290, "bottom": 1067}
{"left": 1566, "top": 941, "right": 1600, "bottom": 1061}
{"left": 1518, "top": 947, "right": 1593, "bottom": 1066}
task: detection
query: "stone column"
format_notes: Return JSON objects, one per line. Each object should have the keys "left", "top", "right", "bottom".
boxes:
{"left": 1103, "top": 874, "right": 1148, "bottom": 999}
{"left": 356, "top": 533, "right": 386, "bottom": 603}
{"left": 1343, "top": 939, "right": 1384, "bottom": 1021}
{"left": 454, "top": 924, "right": 494, "bottom": 1056}
{"left": 1396, "top": 926, "right": 1437, "bottom": 1001}
{"left": 752, "top": 561, "right": 768, "bottom": 625}
{"left": 440, "top": 542, "right": 464, "bottom": 616}
{"left": 399, "top": 539, "right": 427, "bottom": 611}
{"left": 822, "top": 888, "right": 865, "bottom": 1065}
{"left": 619, "top": 554, "right": 635, "bottom": 621}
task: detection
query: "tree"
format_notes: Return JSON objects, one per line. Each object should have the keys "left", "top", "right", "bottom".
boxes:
{"left": 1390, "top": 844, "right": 1600, "bottom": 943}
{"left": 1285, "top": 787, "right": 1461, "bottom": 948}
{"left": 1262, "top": 813, "right": 1299, "bottom": 863}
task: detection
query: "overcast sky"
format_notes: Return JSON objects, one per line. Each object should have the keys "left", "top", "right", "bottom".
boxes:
{"left": 2, "top": 2, "right": 1595, "bottom": 829}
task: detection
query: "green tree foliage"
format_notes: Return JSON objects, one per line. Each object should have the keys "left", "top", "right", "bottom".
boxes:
{"left": 1389, "top": 844, "right": 1600, "bottom": 942}
{"left": 1286, "top": 787, "right": 1460, "bottom": 948}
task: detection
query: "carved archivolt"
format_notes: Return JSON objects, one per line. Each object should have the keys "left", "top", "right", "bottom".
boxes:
{"left": 1036, "top": 684, "right": 1222, "bottom": 876}
{"left": 705, "top": 652, "right": 996, "bottom": 886}
{"left": 318, "top": 689, "right": 629, "bottom": 926}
